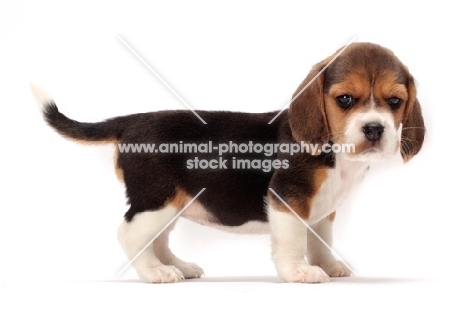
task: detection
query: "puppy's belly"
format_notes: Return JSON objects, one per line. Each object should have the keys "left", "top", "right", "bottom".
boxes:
{"left": 181, "top": 202, "right": 270, "bottom": 234}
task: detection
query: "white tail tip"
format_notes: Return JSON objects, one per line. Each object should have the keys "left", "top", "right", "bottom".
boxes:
{"left": 30, "top": 82, "right": 54, "bottom": 111}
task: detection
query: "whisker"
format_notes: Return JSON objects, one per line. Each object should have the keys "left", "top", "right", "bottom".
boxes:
{"left": 401, "top": 135, "right": 416, "bottom": 143}
{"left": 402, "top": 126, "right": 425, "bottom": 130}
{"left": 322, "top": 131, "right": 347, "bottom": 143}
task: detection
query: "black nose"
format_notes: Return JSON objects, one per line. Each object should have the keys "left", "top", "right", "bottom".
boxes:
{"left": 363, "top": 123, "right": 384, "bottom": 141}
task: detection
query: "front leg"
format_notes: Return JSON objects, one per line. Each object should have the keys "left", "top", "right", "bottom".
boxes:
{"left": 307, "top": 212, "right": 352, "bottom": 277}
{"left": 268, "top": 206, "right": 329, "bottom": 283}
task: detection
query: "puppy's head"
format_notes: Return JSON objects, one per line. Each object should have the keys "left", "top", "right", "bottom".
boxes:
{"left": 288, "top": 42, "right": 425, "bottom": 162}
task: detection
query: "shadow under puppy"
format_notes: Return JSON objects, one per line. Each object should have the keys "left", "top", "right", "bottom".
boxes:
{"left": 32, "top": 42, "right": 425, "bottom": 283}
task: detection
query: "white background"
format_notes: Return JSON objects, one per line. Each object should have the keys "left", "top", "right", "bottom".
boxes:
{"left": 1, "top": 0, "right": 467, "bottom": 309}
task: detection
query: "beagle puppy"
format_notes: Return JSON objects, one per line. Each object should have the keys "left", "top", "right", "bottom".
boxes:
{"left": 32, "top": 42, "right": 425, "bottom": 283}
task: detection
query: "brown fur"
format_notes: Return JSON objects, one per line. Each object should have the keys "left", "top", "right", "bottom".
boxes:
{"left": 166, "top": 187, "right": 192, "bottom": 210}
{"left": 401, "top": 75, "right": 425, "bottom": 162}
{"left": 288, "top": 57, "right": 333, "bottom": 145}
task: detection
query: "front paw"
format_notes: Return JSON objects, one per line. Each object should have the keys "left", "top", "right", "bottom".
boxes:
{"left": 174, "top": 262, "right": 204, "bottom": 279}
{"left": 137, "top": 265, "right": 185, "bottom": 283}
{"left": 277, "top": 263, "right": 330, "bottom": 283}
{"left": 319, "top": 260, "right": 353, "bottom": 277}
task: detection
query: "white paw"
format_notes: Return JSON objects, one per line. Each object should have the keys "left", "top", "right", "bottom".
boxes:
{"left": 174, "top": 262, "right": 204, "bottom": 279}
{"left": 278, "top": 264, "right": 330, "bottom": 283}
{"left": 138, "top": 265, "right": 185, "bottom": 283}
{"left": 319, "top": 260, "right": 353, "bottom": 277}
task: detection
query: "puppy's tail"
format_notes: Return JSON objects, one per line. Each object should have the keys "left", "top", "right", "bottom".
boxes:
{"left": 31, "top": 83, "right": 126, "bottom": 144}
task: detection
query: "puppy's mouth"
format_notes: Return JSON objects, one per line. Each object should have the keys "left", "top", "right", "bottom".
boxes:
{"left": 362, "top": 146, "right": 382, "bottom": 154}
{"left": 360, "top": 140, "right": 383, "bottom": 153}
{"left": 349, "top": 140, "right": 384, "bottom": 155}
{"left": 342, "top": 139, "right": 398, "bottom": 162}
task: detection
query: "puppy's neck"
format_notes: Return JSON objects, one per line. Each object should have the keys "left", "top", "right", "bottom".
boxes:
{"left": 334, "top": 152, "right": 370, "bottom": 180}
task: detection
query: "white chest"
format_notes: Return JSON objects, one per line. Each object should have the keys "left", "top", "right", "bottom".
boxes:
{"left": 307, "top": 157, "right": 369, "bottom": 224}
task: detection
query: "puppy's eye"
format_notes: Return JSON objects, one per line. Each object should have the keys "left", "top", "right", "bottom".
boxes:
{"left": 336, "top": 95, "right": 356, "bottom": 109}
{"left": 387, "top": 97, "right": 402, "bottom": 110}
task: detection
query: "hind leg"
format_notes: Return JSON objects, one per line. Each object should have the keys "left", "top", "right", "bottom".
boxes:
{"left": 117, "top": 206, "right": 185, "bottom": 283}
{"left": 153, "top": 221, "right": 204, "bottom": 279}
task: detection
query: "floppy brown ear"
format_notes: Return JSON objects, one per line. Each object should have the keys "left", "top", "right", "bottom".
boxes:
{"left": 401, "top": 76, "right": 426, "bottom": 162}
{"left": 288, "top": 60, "right": 330, "bottom": 144}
